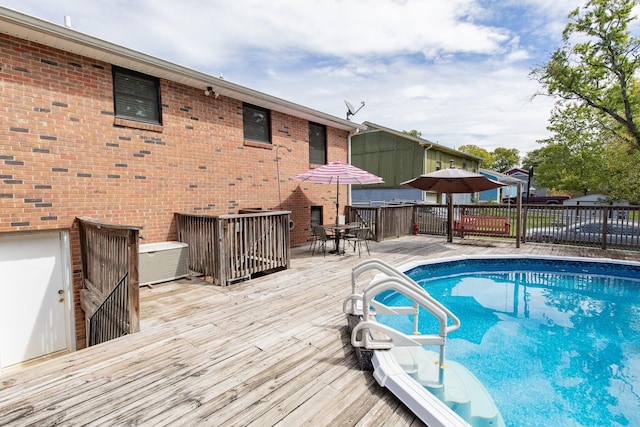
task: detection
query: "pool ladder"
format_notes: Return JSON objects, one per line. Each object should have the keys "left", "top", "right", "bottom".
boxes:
{"left": 343, "top": 258, "right": 460, "bottom": 384}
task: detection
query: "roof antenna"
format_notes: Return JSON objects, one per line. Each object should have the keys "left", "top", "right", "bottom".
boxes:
{"left": 344, "top": 100, "right": 365, "bottom": 120}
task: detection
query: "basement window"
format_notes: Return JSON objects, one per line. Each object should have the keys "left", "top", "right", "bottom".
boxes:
{"left": 113, "top": 66, "right": 161, "bottom": 125}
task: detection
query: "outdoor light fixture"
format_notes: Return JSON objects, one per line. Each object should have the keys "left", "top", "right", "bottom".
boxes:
{"left": 204, "top": 86, "right": 219, "bottom": 98}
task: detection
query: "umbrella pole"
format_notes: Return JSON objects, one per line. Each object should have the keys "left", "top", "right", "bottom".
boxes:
{"left": 335, "top": 178, "right": 340, "bottom": 225}
{"left": 447, "top": 194, "right": 454, "bottom": 243}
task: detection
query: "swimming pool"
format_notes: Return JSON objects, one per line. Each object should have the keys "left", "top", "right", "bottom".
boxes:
{"left": 375, "top": 256, "right": 640, "bottom": 427}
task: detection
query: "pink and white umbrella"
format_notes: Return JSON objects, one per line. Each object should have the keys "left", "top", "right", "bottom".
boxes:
{"left": 293, "top": 161, "right": 383, "bottom": 224}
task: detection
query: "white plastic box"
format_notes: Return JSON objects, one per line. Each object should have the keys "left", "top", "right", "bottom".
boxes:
{"left": 139, "top": 241, "right": 189, "bottom": 286}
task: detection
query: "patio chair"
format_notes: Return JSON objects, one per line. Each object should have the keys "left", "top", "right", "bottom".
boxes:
{"left": 311, "top": 225, "right": 334, "bottom": 257}
{"left": 309, "top": 224, "right": 320, "bottom": 253}
{"left": 343, "top": 226, "right": 371, "bottom": 258}
{"left": 341, "top": 222, "right": 360, "bottom": 239}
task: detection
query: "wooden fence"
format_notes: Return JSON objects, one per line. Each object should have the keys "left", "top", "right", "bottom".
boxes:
{"left": 345, "top": 205, "right": 414, "bottom": 241}
{"left": 176, "top": 210, "right": 291, "bottom": 286}
{"left": 346, "top": 203, "right": 640, "bottom": 251}
{"left": 77, "top": 217, "right": 142, "bottom": 346}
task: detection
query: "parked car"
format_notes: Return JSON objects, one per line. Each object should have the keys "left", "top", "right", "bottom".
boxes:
{"left": 527, "top": 220, "right": 640, "bottom": 245}
{"left": 502, "top": 194, "right": 570, "bottom": 205}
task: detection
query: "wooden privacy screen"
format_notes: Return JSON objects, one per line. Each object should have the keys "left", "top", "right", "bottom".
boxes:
{"left": 176, "top": 210, "right": 291, "bottom": 286}
{"left": 77, "top": 216, "right": 142, "bottom": 346}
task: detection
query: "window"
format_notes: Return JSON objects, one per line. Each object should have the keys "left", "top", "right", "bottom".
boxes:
{"left": 243, "top": 103, "right": 271, "bottom": 143}
{"left": 311, "top": 206, "right": 323, "bottom": 225}
{"left": 112, "top": 67, "right": 161, "bottom": 124}
{"left": 309, "top": 122, "right": 326, "bottom": 165}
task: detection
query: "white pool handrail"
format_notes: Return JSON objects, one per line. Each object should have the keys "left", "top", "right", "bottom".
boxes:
{"left": 347, "top": 260, "right": 461, "bottom": 385}
{"left": 343, "top": 258, "right": 459, "bottom": 324}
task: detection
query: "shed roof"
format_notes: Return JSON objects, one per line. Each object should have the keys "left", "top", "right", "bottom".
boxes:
{"left": 360, "top": 122, "right": 484, "bottom": 161}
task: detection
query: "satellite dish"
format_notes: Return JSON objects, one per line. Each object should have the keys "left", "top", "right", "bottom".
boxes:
{"left": 344, "top": 100, "right": 365, "bottom": 120}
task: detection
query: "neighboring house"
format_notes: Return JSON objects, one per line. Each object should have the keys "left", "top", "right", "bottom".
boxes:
{"left": 478, "top": 169, "right": 522, "bottom": 203}
{"left": 504, "top": 168, "right": 530, "bottom": 183}
{"left": 0, "top": 7, "right": 363, "bottom": 366}
{"left": 350, "top": 122, "right": 481, "bottom": 204}
{"left": 503, "top": 167, "right": 545, "bottom": 197}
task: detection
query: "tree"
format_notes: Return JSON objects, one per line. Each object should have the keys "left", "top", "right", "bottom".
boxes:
{"left": 533, "top": 104, "right": 608, "bottom": 195}
{"left": 521, "top": 148, "right": 545, "bottom": 171}
{"left": 531, "top": 0, "right": 640, "bottom": 150}
{"left": 602, "top": 141, "right": 640, "bottom": 203}
{"left": 402, "top": 129, "right": 422, "bottom": 138}
{"left": 491, "top": 147, "right": 520, "bottom": 172}
{"left": 457, "top": 144, "right": 493, "bottom": 166}
{"left": 457, "top": 145, "right": 519, "bottom": 171}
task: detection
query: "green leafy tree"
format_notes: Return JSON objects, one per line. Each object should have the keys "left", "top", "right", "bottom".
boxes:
{"left": 521, "top": 148, "right": 545, "bottom": 171}
{"left": 491, "top": 147, "right": 520, "bottom": 172}
{"left": 534, "top": 104, "right": 608, "bottom": 195}
{"left": 402, "top": 129, "right": 422, "bottom": 138}
{"left": 602, "top": 141, "right": 640, "bottom": 203}
{"left": 457, "top": 144, "right": 493, "bottom": 167}
{"left": 531, "top": 0, "right": 640, "bottom": 150}
{"left": 458, "top": 145, "right": 518, "bottom": 171}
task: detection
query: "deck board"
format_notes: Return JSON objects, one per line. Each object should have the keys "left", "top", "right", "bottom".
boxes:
{"left": 1, "top": 235, "right": 639, "bottom": 426}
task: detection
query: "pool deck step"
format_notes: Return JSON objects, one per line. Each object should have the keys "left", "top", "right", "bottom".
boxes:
{"left": 391, "top": 346, "right": 505, "bottom": 427}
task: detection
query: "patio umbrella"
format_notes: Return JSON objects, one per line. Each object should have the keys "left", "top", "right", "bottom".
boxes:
{"left": 293, "top": 161, "right": 383, "bottom": 224}
{"left": 401, "top": 167, "right": 504, "bottom": 242}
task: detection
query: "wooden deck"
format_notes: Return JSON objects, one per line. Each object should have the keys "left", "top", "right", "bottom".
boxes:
{"left": 2, "top": 236, "right": 639, "bottom": 426}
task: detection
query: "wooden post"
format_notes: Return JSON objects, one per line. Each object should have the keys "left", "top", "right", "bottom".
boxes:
{"left": 215, "top": 218, "right": 227, "bottom": 286}
{"left": 127, "top": 229, "right": 140, "bottom": 333}
{"left": 447, "top": 194, "right": 454, "bottom": 243}
{"left": 601, "top": 207, "right": 609, "bottom": 250}
{"left": 515, "top": 182, "right": 522, "bottom": 248}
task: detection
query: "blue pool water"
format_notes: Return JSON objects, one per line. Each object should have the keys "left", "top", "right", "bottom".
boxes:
{"left": 375, "top": 257, "right": 640, "bottom": 427}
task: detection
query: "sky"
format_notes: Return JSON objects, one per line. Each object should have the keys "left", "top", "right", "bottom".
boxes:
{"left": 1, "top": 0, "right": 589, "bottom": 158}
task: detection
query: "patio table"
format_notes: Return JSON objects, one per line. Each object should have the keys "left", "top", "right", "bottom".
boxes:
{"left": 320, "top": 223, "right": 360, "bottom": 255}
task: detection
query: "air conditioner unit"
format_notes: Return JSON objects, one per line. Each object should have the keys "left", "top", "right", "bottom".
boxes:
{"left": 139, "top": 241, "right": 189, "bottom": 286}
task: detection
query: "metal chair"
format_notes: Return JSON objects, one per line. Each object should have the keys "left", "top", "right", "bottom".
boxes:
{"left": 343, "top": 226, "right": 370, "bottom": 257}
{"left": 311, "top": 225, "right": 334, "bottom": 257}
{"left": 309, "top": 224, "right": 320, "bottom": 253}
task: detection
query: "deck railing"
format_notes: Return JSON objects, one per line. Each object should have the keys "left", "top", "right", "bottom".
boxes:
{"left": 88, "top": 273, "right": 130, "bottom": 346}
{"left": 176, "top": 210, "right": 291, "bottom": 286}
{"left": 520, "top": 204, "right": 640, "bottom": 249}
{"left": 346, "top": 203, "right": 640, "bottom": 251}
{"left": 346, "top": 205, "right": 414, "bottom": 241}
{"left": 77, "top": 217, "right": 142, "bottom": 346}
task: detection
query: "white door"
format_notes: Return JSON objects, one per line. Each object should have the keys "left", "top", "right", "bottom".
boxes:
{"left": 0, "top": 231, "right": 71, "bottom": 368}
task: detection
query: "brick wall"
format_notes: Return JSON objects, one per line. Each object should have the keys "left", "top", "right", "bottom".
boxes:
{"left": 0, "top": 34, "right": 350, "bottom": 346}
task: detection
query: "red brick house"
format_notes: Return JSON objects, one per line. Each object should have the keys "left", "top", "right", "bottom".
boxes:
{"left": 0, "top": 7, "right": 364, "bottom": 367}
